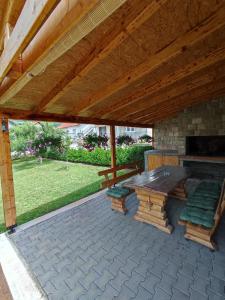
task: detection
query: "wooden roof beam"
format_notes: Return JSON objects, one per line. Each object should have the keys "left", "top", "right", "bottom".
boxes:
{"left": 137, "top": 79, "right": 225, "bottom": 124}
{"left": 117, "top": 61, "right": 225, "bottom": 122}
{"left": 34, "top": 0, "right": 168, "bottom": 114}
{"left": 0, "top": 107, "right": 153, "bottom": 128}
{"left": 0, "top": 0, "right": 25, "bottom": 54}
{"left": 71, "top": 3, "right": 225, "bottom": 116}
{"left": 95, "top": 44, "right": 225, "bottom": 119}
{"left": 0, "top": 0, "right": 59, "bottom": 81}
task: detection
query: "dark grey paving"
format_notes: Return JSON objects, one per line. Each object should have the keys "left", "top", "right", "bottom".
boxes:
{"left": 11, "top": 191, "right": 225, "bottom": 300}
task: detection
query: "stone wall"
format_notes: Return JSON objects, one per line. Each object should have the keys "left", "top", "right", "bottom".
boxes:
{"left": 153, "top": 97, "right": 225, "bottom": 154}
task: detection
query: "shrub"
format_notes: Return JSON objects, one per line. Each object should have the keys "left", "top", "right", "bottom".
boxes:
{"left": 82, "top": 133, "right": 109, "bottom": 151}
{"left": 116, "top": 135, "right": 134, "bottom": 146}
{"left": 138, "top": 134, "right": 153, "bottom": 143}
{"left": 47, "top": 145, "right": 153, "bottom": 167}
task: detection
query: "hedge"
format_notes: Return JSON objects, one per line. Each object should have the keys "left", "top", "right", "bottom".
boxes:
{"left": 47, "top": 145, "right": 153, "bottom": 167}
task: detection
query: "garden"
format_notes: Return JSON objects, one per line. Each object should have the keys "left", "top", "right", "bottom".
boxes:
{"left": 0, "top": 122, "right": 153, "bottom": 231}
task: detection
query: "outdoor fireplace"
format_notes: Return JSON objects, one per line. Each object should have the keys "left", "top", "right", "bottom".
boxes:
{"left": 186, "top": 136, "right": 225, "bottom": 157}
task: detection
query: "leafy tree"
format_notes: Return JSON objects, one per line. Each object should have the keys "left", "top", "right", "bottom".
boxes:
{"left": 10, "top": 122, "right": 71, "bottom": 159}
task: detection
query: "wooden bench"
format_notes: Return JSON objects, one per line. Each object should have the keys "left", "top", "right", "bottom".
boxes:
{"left": 98, "top": 162, "right": 143, "bottom": 214}
{"left": 179, "top": 180, "right": 225, "bottom": 250}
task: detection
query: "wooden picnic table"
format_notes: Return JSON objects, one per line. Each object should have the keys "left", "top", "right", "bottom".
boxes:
{"left": 123, "top": 165, "right": 191, "bottom": 233}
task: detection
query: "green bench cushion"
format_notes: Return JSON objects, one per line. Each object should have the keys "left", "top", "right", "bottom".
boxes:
{"left": 186, "top": 181, "right": 221, "bottom": 211}
{"left": 180, "top": 206, "right": 215, "bottom": 229}
{"left": 106, "top": 187, "right": 130, "bottom": 199}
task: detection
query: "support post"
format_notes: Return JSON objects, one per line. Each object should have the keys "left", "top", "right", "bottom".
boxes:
{"left": 110, "top": 125, "right": 116, "bottom": 179}
{"left": 0, "top": 115, "right": 16, "bottom": 230}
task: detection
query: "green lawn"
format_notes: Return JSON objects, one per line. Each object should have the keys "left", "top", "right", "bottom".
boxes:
{"left": 0, "top": 158, "right": 105, "bottom": 233}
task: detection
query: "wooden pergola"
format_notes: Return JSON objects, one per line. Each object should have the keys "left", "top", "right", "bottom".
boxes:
{"left": 0, "top": 0, "right": 225, "bottom": 229}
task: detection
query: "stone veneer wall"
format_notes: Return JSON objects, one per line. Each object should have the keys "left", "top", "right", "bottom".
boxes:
{"left": 153, "top": 97, "right": 225, "bottom": 154}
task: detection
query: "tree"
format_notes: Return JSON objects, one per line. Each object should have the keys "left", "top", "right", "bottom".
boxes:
{"left": 10, "top": 122, "right": 71, "bottom": 159}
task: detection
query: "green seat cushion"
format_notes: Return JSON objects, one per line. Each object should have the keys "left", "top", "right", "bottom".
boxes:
{"left": 106, "top": 187, "right": 130, "bottom": 199}
{"left": 186, "top": 181, "right": 221, "bottom": 211}
{"left": 180, "top": 206, "right": 215, "bottom": 229}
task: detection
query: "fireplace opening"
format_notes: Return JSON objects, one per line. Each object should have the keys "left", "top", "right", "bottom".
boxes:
{"left": 186, "top": 136, "right": 225, "bottom": 156}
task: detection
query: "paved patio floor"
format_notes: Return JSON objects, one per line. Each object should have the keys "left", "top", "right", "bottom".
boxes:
{"left": 10, "top": 191, "right": 225, "bottom": 300}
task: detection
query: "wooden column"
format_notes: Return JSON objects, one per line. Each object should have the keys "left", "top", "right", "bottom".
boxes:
{"left": 0, "top": 116, "right": 16, "bottom": 229}
{"left": 110, "top": 125, "right": 116, "bottom": 179}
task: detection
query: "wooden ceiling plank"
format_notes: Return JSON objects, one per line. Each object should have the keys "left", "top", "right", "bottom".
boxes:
{"left": 72, "top": 4, "right": 225, "bottom": 116}
{"left": 0, "top": 0, "right": 59, "bottom": 81}
{"left": 35, "top": 0, "right": 168, "bottom": 113}
{"left": 139, "top": 81, "right": 225, "bottom": 123}
{"left": 0, "top": 0, "right": 100, "bottom": 105}
{"left": 97, "top": 44, "right": 225, "bottom": 119}
{"left": 118, "top": 62, "right": 225, "bottom": 122}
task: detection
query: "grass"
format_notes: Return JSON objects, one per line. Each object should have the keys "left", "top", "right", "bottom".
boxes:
{"left": 0, "top": 158, "right": 106, "bottom": 233}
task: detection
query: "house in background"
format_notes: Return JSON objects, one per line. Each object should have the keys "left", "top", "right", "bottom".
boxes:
{"left": 58, "top": 123, "right": 152, "bottom": 147}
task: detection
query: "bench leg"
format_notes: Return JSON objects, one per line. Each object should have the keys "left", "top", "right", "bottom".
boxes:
{"left": 110, "top": 197, "right": 128, "bottom": 215}
{"left": 184, "top": 224, "right": 217, "bottom": 250}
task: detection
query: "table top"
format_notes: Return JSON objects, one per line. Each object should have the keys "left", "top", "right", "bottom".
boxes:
{"left": 123, "top": 165, "right": 191, "bottom": 195}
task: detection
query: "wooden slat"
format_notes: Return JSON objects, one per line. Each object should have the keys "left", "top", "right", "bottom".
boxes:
{"left": 33, "top": 0, "right": 167, "bottom": 113}
{"left": 96, "top": 45, "right": 225, "bottom": 119}
{"left": 0, "top": 0, "right": 99, "bottom": 104}
{"left": 0, "top": 116, "right": 16, "bottom": 228}
{"left": 70, "top": 4, "right": 225, "bottom": 115}
{"left": 0, "top": 0, "right": 58, "bottom": 81}
{"left": 0, "top": 264, "right": 12, "bottom": 300}
{"left": 0, "top": 0, "right": 25, "bottom": 55}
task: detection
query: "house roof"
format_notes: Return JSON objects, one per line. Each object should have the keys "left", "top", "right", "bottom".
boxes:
{"left": 0, "top": 1, "right": 224, "bottom": 127}
{"left": 58, "top": 123, "right": 79, "bottom": 129}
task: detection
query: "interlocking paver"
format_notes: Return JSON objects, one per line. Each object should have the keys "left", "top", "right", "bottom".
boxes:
{"left": 141, "top": 273, "right": 160, "bottom": 294}
{"left": 95, "top": 269, "right": 114, "bottom": 290}
{"left": 152, "top": 287, "right": 171, "bottom": 300}
{"left": 110, "top": 270, "right": 129, "bottom": 292}
{"left": 10, "top": 193, "right": 225, "bottom": 300}
{"left": 125, "top": 270, "right": 145, "bottom": 294}
{"left": 133, "top": 286, "right": 153, "bottom": 300}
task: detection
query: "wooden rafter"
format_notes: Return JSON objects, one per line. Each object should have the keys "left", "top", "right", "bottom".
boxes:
{"left": 0, "top": 0, "right": 59, "bottom": 81}
{"left": 0, "top": 0, "right": 99, "bottom": 104}
{"left": 0, "top": 0, "right": 25, "bottom": 54}
{"left": 94, "top": 44, "right": 225, "bottom": 119}
{"left": 138, "top": 79, "right": 225, "bottom": 124}
{"left": 34, "top": 0, "right": 168, "bottom": 114}
{"left": 70, "top": 4, "right": 225, "bottom": 116}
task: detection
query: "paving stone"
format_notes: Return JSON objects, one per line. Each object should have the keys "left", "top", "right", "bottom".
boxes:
{"left": 10, "top": 194, "right": 225, "bottom": 300}
{"left": 173, "top": 273, "right": 192, "bottom": 296}
{"left": 125, "top": 271, "right": 145, "bottom": 294}
{"left": 210, "top": 276, "right": 225, "bottom": 296}
{"left": 191, "top": 275, "right": 209, "bottom": 296}
{"left": 110, "top": 270, "right": 129, "bottom": 292}
{"left": 189, "top": 289, "right": 209, "bottom": 300}
{"left": 133, "top": 286, "right": 153, "bottom": 300}
{"left": 64, "top": 269, "right": 84, "bottom": 290}
{"left": 120, "top": 258, "right": 138, "bottom": 276}
{"left": 156, "top": 273, "right": 176, "bottom": 296}
{"left": 171, "top": 288, "right": 190, "bottom": 300}
{"left": 179, "top": 262, "right": 195, "bottom": 278}
{"left": 79, "top": 283, "right": 102, "bottom": 300}
{"left": 96, "top": 283, "right": 119, "bottom": 300}
{"left": 141, "top": 273, "right": 160, "bottom": 294}
{"left": 78, "top": 269, "right": 100, "bottom": 290}
{"left": 152, "top": 287, "right": 171, "bottom": 300}
{"left": 95, "top": 270, "right": 114, "bottom": 290}
{"left": 115, "top": 285, "right": 136, "bottom": 299}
